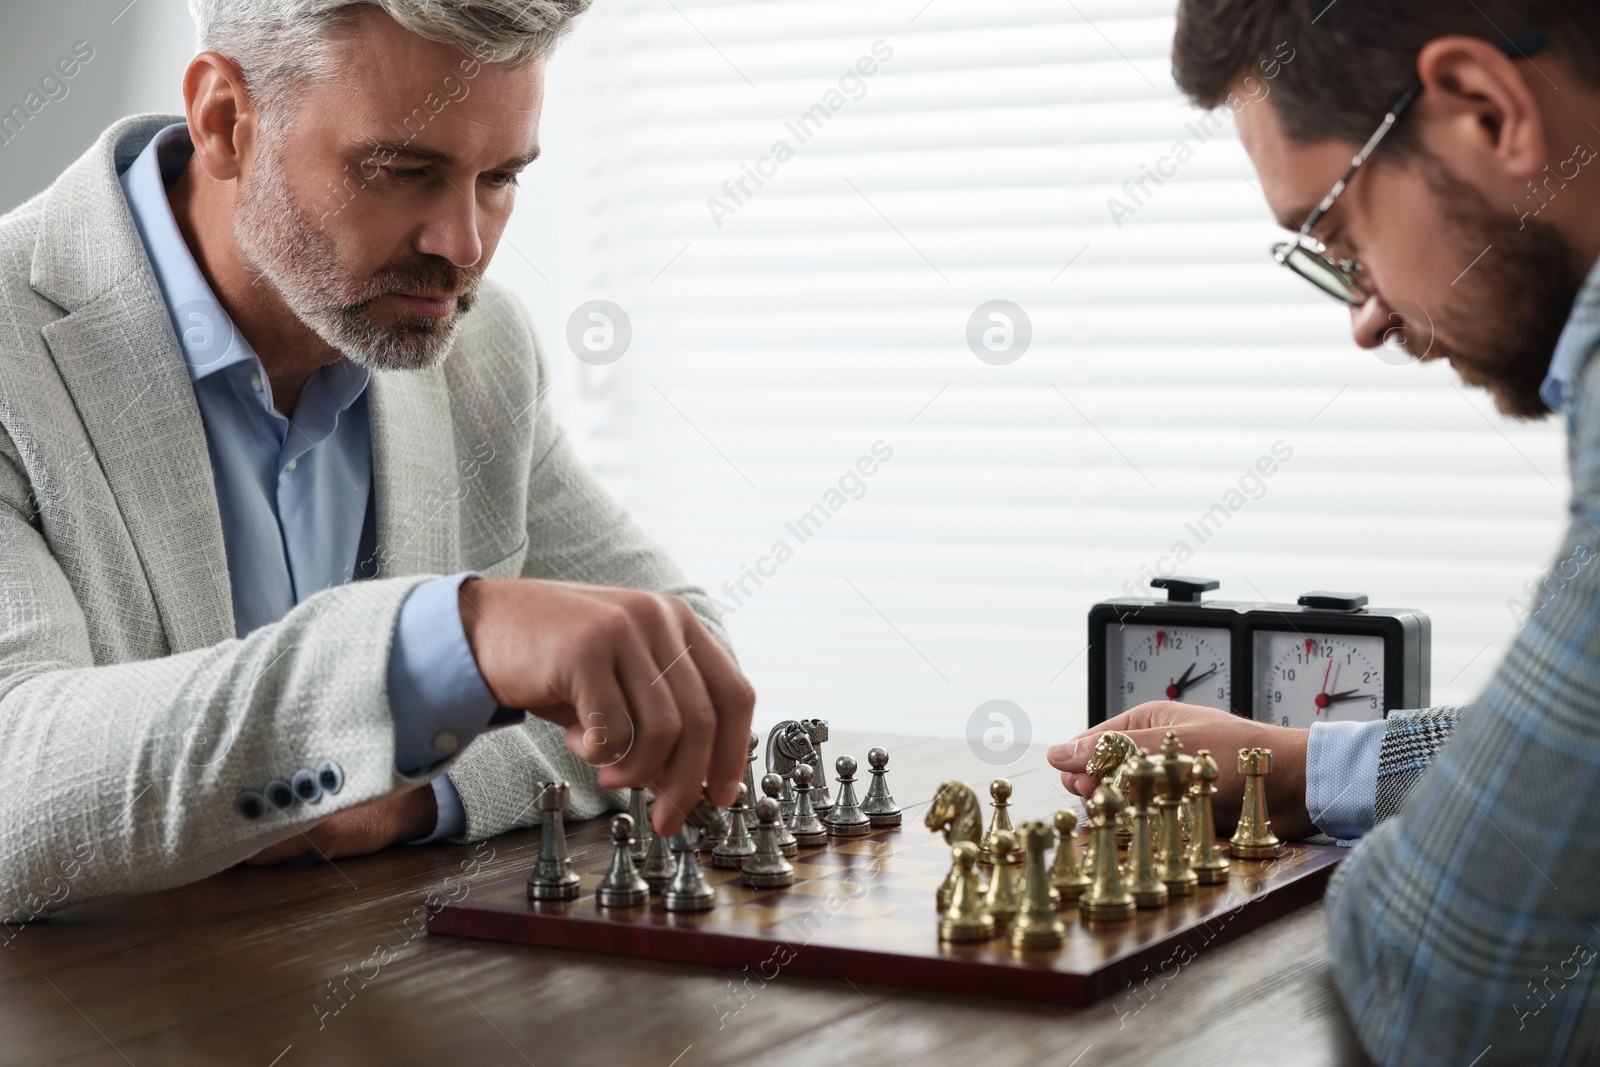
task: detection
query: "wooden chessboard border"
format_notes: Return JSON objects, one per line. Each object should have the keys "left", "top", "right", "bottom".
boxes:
{"left": 428, "top": 825, "right": 1344, "bottom": 1006}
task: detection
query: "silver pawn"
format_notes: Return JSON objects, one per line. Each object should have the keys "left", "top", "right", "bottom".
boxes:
{"left": 790, "top": 763, "right": 828, "bottom": 846}
{"left": 627, "top": 787, "right": 653, "bottom": 863}
{"left": 640, "top": 816, "right": 673, "bottom": 893}
{"left": 597, "top": 814, "right": 650, "bottom": 907}
{"left": 683, "top": 791, "right": 730, "bottom": 847}
{"left": 760, "top": 772, "right": 799, "bottom": 856}
{"left": 526, "top": 781, "right": 580, "bottom": 900}
{"left": 861, "top": 747, "right": 902, "bottom": 827}
{"left": 824, "top": 755, "right": 871, "bottom": 837}
{"left": 661, "top": 826, "right": 717, "bottom": 911}
{"left": 804, "top": 718, "right": 832, "bottom": 812}
{"left": 713, "top": 783, "right": 757, "bottom": 869}
{"left": 741, "top": 730, "right": 760, "bottom": 830}
{"left": 742, "top": 796, "right": 796, "bottom": 888}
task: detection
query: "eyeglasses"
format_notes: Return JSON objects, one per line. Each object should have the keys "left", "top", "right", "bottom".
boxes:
{"left": 1272, "top": 30, "right": 1549, "bottom": 306}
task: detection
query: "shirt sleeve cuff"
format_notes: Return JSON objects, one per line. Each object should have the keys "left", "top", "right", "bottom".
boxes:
{"left": 387, "top": 571, "right": 503, "bottom": 775}
{"left": 1305, "top": 718, "right": 1386, "bottom": 840}
{"left": 406, "top": 775, "right": 467, "bottom": 845}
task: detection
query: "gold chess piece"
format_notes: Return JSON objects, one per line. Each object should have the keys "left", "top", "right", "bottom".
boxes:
{"left": 1154, "top": 732, "right": 1198, "bottom": 897}
{"left": 1010, "top": 821, "right": 1067, "bottom": 950}
{"left": 980, "top": 778, "right": 1015, "bottom": 863}
{"left": 1085, "top": 730, "right": 1139, "bottom": 844}
{"left": 1048, "top": 810, "right": 1091, "bottom": 906}
{"left": 1186, "top": 749, "right": 1231, "bottom": 884}
{"left": 938, "top": 841, "right": 996, "bottom": 942}
{"left": 1122, "top": 750, "right": 1168, "bottom": 908}
{"left": 1079, "top": 784, "right": 1135, "bottom": 922}
{"left": 926, "top": 779, "right": 984, "bottom": 912}
{"left": 984, "top": 828, "right": 1021, "bottom": 931}
{"left": 1230, "top": 747, "right": 1283, "bottom": 859}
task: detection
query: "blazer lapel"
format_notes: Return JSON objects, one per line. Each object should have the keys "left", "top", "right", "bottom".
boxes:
{"left": 366, "top": 365, "right": 462, "bottom": 578}
{"left": 31, "top": 115, "right": 235, "bottom": 654}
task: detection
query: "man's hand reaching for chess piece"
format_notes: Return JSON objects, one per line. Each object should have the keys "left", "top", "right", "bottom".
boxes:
{"left": 458, "top": 577, "right": 757, "bottom": 837}
{"left": 1047, "top": 703, "right": 1318, "bottom": 840}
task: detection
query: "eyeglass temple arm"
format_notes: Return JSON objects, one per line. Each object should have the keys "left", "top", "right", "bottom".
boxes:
{"left": 1297, "top": 28, "right": 1548, "bottom": 238}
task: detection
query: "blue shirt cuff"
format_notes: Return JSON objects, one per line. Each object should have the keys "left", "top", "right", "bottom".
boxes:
{"left": 406, "top": 775, "right": 467, "bottom": 844}
{"left": 1305, "top": 718, "right": 1386, "bottom": 840}
{"left": 387, "top": 571, "right": 504, "bottom": 775}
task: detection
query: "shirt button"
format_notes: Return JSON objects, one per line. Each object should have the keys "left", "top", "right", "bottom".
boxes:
{"left": 249, "top": 371, "right": 262, "bottom": 392}
{"left": 285, "top": 458, "right": 298, "bottom": 471}
{"left": 432, "top": 731, "right": 459, "bottom": 753}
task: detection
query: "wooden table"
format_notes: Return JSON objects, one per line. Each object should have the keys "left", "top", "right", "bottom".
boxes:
{"left": 2, "top": 732, "right": 1375, "bottom": 1066}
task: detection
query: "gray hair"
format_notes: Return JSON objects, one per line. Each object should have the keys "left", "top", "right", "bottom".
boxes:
{"left": 187, "top": 0, "right": 590, "bottom": 123}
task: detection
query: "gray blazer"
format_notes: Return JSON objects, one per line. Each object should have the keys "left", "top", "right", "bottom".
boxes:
{"left": 0, "top": 113, "right": 726, "bottom": 920}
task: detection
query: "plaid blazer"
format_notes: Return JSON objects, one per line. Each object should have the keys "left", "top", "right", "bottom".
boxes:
{"left": 1326, "top": 279, "right": 1600, "bottom": 1063}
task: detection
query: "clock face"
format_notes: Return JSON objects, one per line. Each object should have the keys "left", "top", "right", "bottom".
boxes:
{"left": 1104, "top": 624, "right": 1231, "bottom": 716}
{"left": 1252, "top": 630, "right": 1385, "bottom": 728}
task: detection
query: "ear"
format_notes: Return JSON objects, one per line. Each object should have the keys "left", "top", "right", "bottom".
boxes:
{"left": 1415, "top": 35, "right": 1548, "bottom": 182}
{"left": 181, "top": 51, "right": 256, "bottom": 183}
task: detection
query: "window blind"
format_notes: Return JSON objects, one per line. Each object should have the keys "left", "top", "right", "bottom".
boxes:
{"left": 496, "top": 0, "right": 1569, "bottom": 746}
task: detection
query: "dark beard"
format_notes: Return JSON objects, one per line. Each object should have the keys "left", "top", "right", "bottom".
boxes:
{"left": 1386, "top": 154, "right": 1587, "bottom": 419}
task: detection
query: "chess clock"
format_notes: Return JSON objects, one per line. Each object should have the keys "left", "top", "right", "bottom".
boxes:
{"left": 1087, "top": 577, "right": 1430, "bottom": 728}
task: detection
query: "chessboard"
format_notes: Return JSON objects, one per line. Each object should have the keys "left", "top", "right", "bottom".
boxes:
{"left": 427, "top": 821, "right": 1343, "bottom": 1006}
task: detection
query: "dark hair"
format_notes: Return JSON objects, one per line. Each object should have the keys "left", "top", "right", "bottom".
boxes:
{"left": 1173, "top": 1, "right": 1600, "bottom": 148}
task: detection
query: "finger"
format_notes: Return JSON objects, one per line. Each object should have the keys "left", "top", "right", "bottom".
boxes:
{"left": 600, "top": 628, "right": 683, "bottom": 790}
{"left": 650, "top": 658, "right": 718, "bottom": 833}
{"left": 679, "top": 610, "right": 755, "bottom": 805}
{"left": 563, "top": 664, "right": 638, "bottom": 771}
{"left": 607, "top": 630, "right": 692, "bottom": 835}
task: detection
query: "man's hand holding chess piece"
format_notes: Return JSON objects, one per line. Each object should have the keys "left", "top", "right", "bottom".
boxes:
{"left": 1048, "top": 702, "right": 1317, "bottom": 841}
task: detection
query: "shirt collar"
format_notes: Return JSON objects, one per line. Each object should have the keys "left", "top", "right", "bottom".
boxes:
{"left": 117, "top": 121, "right": 369, "bottom": 413}
{"left": 1540, "top": 253, "right": 1600, "bottom": 415}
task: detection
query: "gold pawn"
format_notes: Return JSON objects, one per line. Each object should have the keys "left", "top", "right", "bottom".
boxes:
{"left": 1079, "top": 784, "right": 1135, "bottom": 922}
{"left": 1230, "top": 747, "right": 1283, "bottom": 859}
{"left": 1049, "top": 810, "right": 1091, "bottom": 906}
{"left": 938, "top": 841, "right": 995, "bottom": 942}
{"left": 1122, "top": 750, "right": 1168, "bottom": 908}
{"left": 1186, "top": 749, "right": 1231, "bottom": 884}
{"left": 980, "top": 778, "right": 1014, "bottom": 863}
{"left": 1010, "top": 821, "right": 1066, "bottom": 950}
{"left": 984, "top": 828, "right": 1021, "bottom": 931}
{"left": 1155, "top": 732, "right": 1198, "bottom": 897}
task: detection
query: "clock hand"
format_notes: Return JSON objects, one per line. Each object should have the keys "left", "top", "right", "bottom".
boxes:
{"left": 1322, "top": 689, "right": 1371, "bottom": 705}
{"left": 1165, "top": 662, "right": 1197, "bottom": 700}
{"left": 1171, "top": 665, "right": 1219, "bottom": 700}
{"left": 1314, "top": 658, "right": 1334, "bottom": 715}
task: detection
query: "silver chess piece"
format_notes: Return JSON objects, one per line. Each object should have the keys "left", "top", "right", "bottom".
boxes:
{"left": 526, "top": 781, "right": 581, "bottom": 901}
{"left": 713, "top": 783, "right": 758, "bottom": 869}
{"left": 789, "top": 763, "right": 828, "bottom": 846}
{"left": 661, "top": 826, "right": 717, "bottom": 912}
{"left": 597, "top": 814, "right": 650, "bottom": 907}
{"left": 760, "top": 772, "right": 799, "bottom": 856}
{"left": 765, "top": 720, "right": 819, "bottom": 822}
{"left": 683, "top": 790, "right": 730, "bottom": 846}
{"left": 824, "top": 755, "right": 871, "bottom": 837}
{"left": 741, "top": 730, "right": 760, "bottom": 830}
{"left": 627, "top": 787, "right": 653, "bottom": 863}
{"left": 742, "top": 796, "right": 796, "bottom": 888}
{"left": 640, "top": 817, "right": 673, "bottom": 893}
{"left": 803, "top": 718, "right": 832, "bottom": 812}
{"left": 861, "top": 746, "right": 902, "bottom": 827}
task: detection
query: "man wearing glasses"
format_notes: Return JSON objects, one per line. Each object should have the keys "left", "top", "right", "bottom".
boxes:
{"left": 1052, "top": 2, "right": 1600, "bottom": 1061}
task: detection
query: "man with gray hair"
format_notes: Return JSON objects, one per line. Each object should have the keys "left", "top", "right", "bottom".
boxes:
{"left": 0, "top": 0, "right": 753, "bottom": 920}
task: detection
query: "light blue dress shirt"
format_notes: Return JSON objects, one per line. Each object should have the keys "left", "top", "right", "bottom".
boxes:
{"left": 118, "top": 122, "right": 504, "bottom": 841}
{"left": 1305, "top": 253, "right": 1600, "bottom": 840}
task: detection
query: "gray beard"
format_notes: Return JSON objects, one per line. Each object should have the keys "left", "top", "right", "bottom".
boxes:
{"left": 232, "top": 129, "right": 478, "bottom": 373}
